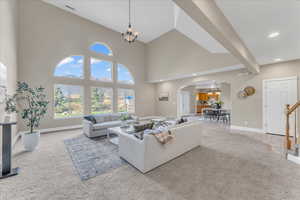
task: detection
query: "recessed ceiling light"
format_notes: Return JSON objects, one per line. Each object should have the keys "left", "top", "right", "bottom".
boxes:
{"left": 274, "top": 58, "right": 282, "bottom": 62}
{"left": 192, "top": 73, "right": 197, "bottom": 76}
{"left": 268, "top": 32, "right": 280, "bottom": 39}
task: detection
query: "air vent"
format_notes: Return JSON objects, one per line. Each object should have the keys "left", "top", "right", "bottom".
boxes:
{"left": 65, "top": 5, "right": 75, "bottom": 11}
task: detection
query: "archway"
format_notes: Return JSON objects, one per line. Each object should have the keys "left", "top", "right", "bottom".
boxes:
{"left": 177, "top": 80, "right": 231, "bottom": 121}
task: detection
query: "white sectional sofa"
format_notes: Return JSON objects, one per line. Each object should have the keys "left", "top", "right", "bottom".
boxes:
{"left": 118, "top": 121, "right": 202, "bottom": 173}
{"left": 83, "top": 113, "right": 136, "bottom": 138}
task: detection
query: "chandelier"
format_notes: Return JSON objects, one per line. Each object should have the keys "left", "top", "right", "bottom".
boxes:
{"left": 121, "top": 0, "right": 139, "bottom": 43}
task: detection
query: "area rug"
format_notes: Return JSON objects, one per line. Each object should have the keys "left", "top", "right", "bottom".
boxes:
{"left": 64, "top": 135, "right": 127, "bottom": 181}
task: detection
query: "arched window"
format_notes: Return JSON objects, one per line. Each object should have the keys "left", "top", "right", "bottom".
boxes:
{"left": 117, "top": 64, "right": 135, "bottom": 84}
{"left": 54, "top": 55, "right": 84, "bottom": 79}
{"left": 89, "top": 43, "right": 113, "bottom": 56}
{"left": 53, "top": 43, "right": 136, "bottom": 119}
{"left": 0, "top": 62, "right": 7, "bottom": 103}
{"left": 0, "top": 62, "right": 7, "bottom": 86}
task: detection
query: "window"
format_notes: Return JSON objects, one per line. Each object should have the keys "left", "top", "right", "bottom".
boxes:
{"left": 53, "top": 43, "right": 136, "bottom": 119}
{"left": 54, "top": 56, "right": 84, "bottom": 79}
{"left": 90, "top": 58, "right": 112, "bottom": 82}
{"left": 54, "top": 84, "right": 84, "bottom": 118}
{"left": 91, "top": 87, "right": 113, "bottom": 114}
{"left": 118, "top": 89, "right": 135, "bottom": 113}
{"left": 117, "top": 64, "right": 134, "bottom": 84}
{"left": 0, "top": 62, "right": 7, "bottom": 86}
{"left": 89, "top": 43, "right": 113, "bottom": 56}
{"left": 0, "top": 62, "right": 7, "bottom": 103}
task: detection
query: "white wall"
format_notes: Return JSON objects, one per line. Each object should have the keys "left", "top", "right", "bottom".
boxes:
{"left": 146, "top": 29, "right": 240, "bottom": 82}
{"left": 0, "top": 0, "right": 18, "bottom": 136}
{"left": 220, "top": 83, "right": 231, "bottom": 110}
{"left": 182, "top": 86, "right": 197, "bottom": 114}
{"left": 18, "top": 0, "right": 155, "bottom": 131}
{"left": 155, "top": 60, "right": 300, "bottom": 130}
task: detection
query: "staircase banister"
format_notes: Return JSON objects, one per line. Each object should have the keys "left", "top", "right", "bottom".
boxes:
{"left": 287, "top": 101, "right": 300, "bottom": 116}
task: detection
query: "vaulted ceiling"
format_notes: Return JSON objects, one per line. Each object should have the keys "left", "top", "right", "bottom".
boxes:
{"left": 43, "top": 0, "right": 300, "bottom": 75}
{"left": 43, "top": 0, "right": 228, "bottom": 53}
{"left": 215, "top": 0, "right": 300, "bottom": 65}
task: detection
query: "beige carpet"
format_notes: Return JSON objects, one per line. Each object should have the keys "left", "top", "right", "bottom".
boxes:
{"left": 1, "top": 122, "right": 300, "bottom": 200}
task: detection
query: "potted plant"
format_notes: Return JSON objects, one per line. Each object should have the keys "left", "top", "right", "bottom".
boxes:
{"left": 5, "top": 82, "right": 49, "bottom": 151}
{"left": 215, "top": 100, "right": 224, "bottom": 109}
{"left": 120, "top": 113, "right": 132, "bottom": 127}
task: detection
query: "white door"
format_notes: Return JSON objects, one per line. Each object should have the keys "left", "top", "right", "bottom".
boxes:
{"left": 263, "top": 77, "right": 298, "bottom": 135}
{"left": 180, "top": 91, "right": 190, "bottom": 116}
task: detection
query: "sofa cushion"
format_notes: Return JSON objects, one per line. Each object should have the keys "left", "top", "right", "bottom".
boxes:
{"left": 93, "top": 121, "right": 122, "bottom": 129}
{"left": 93, "top": 114, "right": 111, "bottom": 123}
{"left": 84, "top": 115, "right": 97, "bottom": 124}
{"left": 110, "top": 113, "right": 122, "bottom": 121}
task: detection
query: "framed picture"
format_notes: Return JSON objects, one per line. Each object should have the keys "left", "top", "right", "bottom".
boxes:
{"left": 158, "top": 92, "right": 169, "bottom": 101}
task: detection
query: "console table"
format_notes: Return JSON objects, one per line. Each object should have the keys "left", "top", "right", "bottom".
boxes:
{"left": 0, "top": 121, "right": 19, "bottom": 179}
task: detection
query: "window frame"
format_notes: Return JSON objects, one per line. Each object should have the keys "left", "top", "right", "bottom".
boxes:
{"left": 53, "top": 84, "right": 85, "bottom": 119}
{"left": 117, "top": 88, "right": 136, "bottom": 114}
{"left": 89, "top": 42, "right": 113, "bottom": 56}
{"left": 52, "top": 43, "right": 137, "bottom": 120}
{"left": 90, "top": 57, "right": 113, "bottom": 83}
{"left": 90, "top": 86, "right": 114, "bottom": 115}
{"left": 117, "top": 64, "right": 135, "bottom": 85}
{"left": 53, "top": 55, "right": 85, "bottom": 80}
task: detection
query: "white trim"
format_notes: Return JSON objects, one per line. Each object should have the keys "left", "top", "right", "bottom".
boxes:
{"left": 148, "top": 65, "right": 244, "bottom": 83}
{"left": 262, "top": 76, "right": 298, "bottom": 134}
{"left": 19, "top": 125, "right": 82, "bottom": 135}
{"left": 13, "top": 125, "right": 82, "bottom": 148}
{"left": 12, "top": 132, "right": 21, "bottom": 148}
{"left": 263, "top": 76, "right": 298, "bottom": 83}
{"left": 287, "top": 154, "right": 300, "bottom": 165}
{"left": 230, "top": 125, "right": 263, "bottom": 133}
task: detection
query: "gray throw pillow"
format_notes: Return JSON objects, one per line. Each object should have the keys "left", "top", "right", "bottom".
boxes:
{"left": 84, "top": 115, "right": 97, "bottom": 124}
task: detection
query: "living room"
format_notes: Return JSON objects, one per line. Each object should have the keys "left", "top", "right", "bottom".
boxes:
{"left": 1, "top": 0, "right": 300, "bottom": 199}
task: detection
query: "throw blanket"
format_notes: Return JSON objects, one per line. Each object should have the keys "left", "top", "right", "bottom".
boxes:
{"left": 151, "top": 130, "right": 174, "bottom": 145}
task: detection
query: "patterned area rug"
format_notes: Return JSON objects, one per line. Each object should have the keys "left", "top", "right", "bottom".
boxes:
{"left": 64, "top": 135, "right": 127, "bottom": 181}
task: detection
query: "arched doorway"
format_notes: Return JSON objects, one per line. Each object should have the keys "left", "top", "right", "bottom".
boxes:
{"left": 177, "top": 80, "right": 231, "bottom": 121}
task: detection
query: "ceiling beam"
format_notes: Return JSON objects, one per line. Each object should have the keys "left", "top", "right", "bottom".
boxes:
{"left": 173, "top": 0, "right": 260, "bottom": 73}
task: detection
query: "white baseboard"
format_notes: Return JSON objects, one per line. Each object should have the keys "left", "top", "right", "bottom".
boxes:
{"left": 231, "top": 125, "right": 264, "bottom": 133}
{"left": 18, "top": 124, "right": 82, "bottom": 135}
{"left": 13, "top": 125, "right": 82, "bottom": 148}
{"left": 12, "top": 132, "right": 22, "bottom": 148}
{"left": 287, "top": 154, "right": 300, "bottom": 165}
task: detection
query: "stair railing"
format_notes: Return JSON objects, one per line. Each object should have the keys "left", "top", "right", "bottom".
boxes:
{"left": 286, "top": 102, "right": 300, "bottom": 150}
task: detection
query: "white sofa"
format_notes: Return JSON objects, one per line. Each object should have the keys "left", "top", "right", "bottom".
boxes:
{"left": 83, "top": 113, "right": 136, "bottom": 138}
{"left": 118, "top": 121, "right": 202, "bottom": 173}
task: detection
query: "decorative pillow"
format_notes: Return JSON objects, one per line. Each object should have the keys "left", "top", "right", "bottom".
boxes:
{"left": 134, "top": 132, "right": 144, "bottom": 140}
{"left": 134, "top": 122, "right": 154, "bottom": 132}
{"left": 84, "top": 115, "right": 97, "bottom": 124}
{"left": 177, "top": 117, "right": 188, "bottom": 124}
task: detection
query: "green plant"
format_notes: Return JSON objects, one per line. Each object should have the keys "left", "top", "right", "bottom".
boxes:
{"left": 5, "top": 82, "right": 49, "bottom": 134}
{"left": 120, "top": 113, "right": 131, "bottom": 121}
{"left": 216, "top": 100, "right": 224, "bottom": 105}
